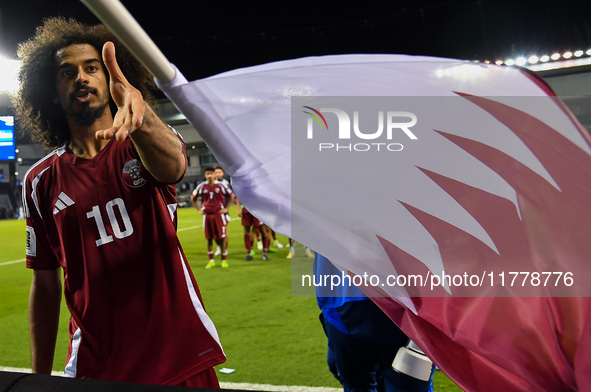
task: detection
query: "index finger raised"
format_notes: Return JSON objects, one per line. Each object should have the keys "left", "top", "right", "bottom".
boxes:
{"left": 102, "top": 41, "right": 130, "bottom": 86}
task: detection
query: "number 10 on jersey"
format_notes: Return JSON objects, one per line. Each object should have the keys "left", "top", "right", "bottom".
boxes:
{"left": 87, "top": 198, "right": 134, "bottom": 246}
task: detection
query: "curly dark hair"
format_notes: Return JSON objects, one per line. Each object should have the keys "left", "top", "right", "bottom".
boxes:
{"left": 12, "top": 17, "right": 157, "bottom": 149}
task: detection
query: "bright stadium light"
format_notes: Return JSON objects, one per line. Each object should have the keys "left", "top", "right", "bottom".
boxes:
{"left": 493, "top": 47, "right": 590, "bottom": 68}
{"left": 0, "top": 57, "right": 20, "bottom": 93}
{"left": 435, "top": 65, "right": 487, "bottom": 79}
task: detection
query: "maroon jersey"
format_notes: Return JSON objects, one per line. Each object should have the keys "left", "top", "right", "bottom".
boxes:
{"left": 191, "top": 181, "right": 231, "bottom": 215}
{"left": 23, "top": 137, "right": 225, "bottom": 384}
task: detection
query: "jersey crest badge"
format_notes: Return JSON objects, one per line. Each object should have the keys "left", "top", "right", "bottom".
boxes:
{"left": 122, "top": 159, "right": 147, "bottom": 188}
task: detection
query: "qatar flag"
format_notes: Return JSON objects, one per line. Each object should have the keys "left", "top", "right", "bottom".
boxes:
{"left": 154, "top": 55, "right": 591, "bottom": 391}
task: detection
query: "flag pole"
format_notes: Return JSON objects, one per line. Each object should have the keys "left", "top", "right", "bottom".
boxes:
{"left": 81, "top": 0, "right": 257, "bottom": 177}
{"left": 80, "top": 0, "right": 176, "bottom": 84}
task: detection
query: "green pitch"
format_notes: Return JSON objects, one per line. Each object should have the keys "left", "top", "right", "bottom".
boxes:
{"left": 0, "top": 207, "right": 460, "bottom": 391}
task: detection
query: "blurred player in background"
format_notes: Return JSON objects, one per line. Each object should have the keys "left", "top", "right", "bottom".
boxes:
{"left": 192, "top": 166, "right": 234, "bottom": 268}
{"left": 213, "top": 165, "right": 231, "bottom": 256}
{"left": 16, "top": 18, "right": 224, "bottom": 387}
{"left": 236, "top": 198, "right": 272, "bottom": 261}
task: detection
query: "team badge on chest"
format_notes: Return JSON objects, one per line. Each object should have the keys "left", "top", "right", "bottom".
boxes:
{"left": 122, "top": 159, "right": 147, "bottom": 188}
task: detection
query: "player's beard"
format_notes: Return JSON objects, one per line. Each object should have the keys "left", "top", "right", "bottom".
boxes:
{"left": 70, "top": 87, "right": 109, "bottom": 127}
{"left": 72, "top": 102, "right": 108, "bottom": 127}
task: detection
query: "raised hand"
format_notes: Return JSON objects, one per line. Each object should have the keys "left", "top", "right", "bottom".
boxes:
{"left": 95, "top": 41, "right": 145, "bottom": 142}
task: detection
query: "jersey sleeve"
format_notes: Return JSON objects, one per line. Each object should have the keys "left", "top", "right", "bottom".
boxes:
{"left": 225, "top": 182, "right": 233, "bottom": 195}
{"left": 191, "top": 184, "right": 202, "bottom": 202}
{"left": 23, "top": 171, "right": 60, "bottom": 270}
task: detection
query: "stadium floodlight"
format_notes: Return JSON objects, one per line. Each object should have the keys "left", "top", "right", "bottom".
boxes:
{"left": 0, "top": 57, "right": 20, "bottom": 93}
{"left": 528, "top": 56, "right": 539, "bottom": 64}
{"left": 495, "top": 60, "right": 503, "bottom": 65}
{"left": 515, "top": 57, "right": 527, "bottom": 66}
{"left": 551, "top": 53, "right": 561, "bottom": 60}
{"left": 540, "top": 55, "right": 550, "bottom": 62}
{"left": 587, "top": 49, "right": 591, "bottom": 56}
{"left": 574, "top": 50, "right": 584, "bottom": 57}
{"left": 435, "top": 65, "right": 486, "bottom": 78}
{"left": 563, "top": 52, "right": 573, "bottom": 59}
{"left": 505, "top": 59, "right": 515, "bottom": 66}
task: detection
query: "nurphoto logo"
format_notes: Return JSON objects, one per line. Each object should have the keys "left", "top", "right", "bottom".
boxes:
{"left": 302, "top": 106, "right": 418, "bottom": 152}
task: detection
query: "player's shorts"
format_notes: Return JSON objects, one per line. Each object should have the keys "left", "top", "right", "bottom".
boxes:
{"left": 203, "top": 213, "right": 227, "bottom": 239}
{"left": 242, "top": 209, "right": 263, "bottom": 227}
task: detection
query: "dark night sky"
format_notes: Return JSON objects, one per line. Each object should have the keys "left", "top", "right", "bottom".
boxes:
{"left": 2, "top": 0, "right": 591, "bottom": 82}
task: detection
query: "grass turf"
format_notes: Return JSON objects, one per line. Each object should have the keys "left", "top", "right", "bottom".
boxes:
{"left": 0, "top": 207, "right": 461, "bottom": 390}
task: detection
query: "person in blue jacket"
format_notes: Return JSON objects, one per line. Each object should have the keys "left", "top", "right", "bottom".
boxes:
{"left": 314, "top": 253, "right": 435, "bottom": 392}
